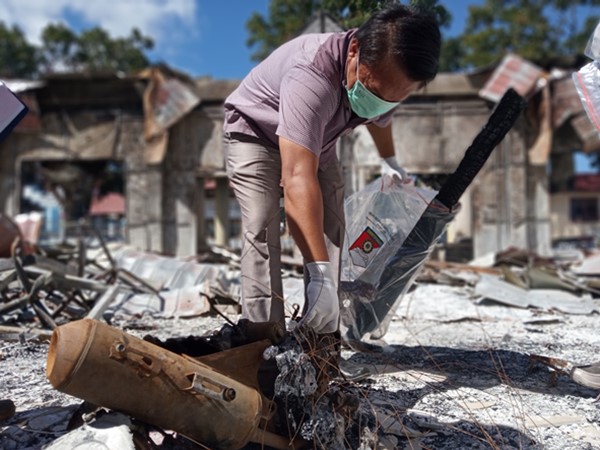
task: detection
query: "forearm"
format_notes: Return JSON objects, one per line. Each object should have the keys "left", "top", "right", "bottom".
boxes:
{"left": 367, "top": 123, "right": 395, "bottom": 158}
{"left": 284, "top": 176, "right": 329, "bottom": 262}
{"left": 279, "top": 136, "right": 329, "bottom": 262}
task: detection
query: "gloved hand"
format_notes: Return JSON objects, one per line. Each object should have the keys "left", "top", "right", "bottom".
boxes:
{"left": 381, "top": 156, "right": 410, "bottom": 184}
{"left": 300, "top": 261, "right": 340, "bottom": 334}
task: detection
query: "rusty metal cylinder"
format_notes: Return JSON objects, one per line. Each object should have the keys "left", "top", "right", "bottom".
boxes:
{"left": 46, "top": 318, "right": 264, "bottom": 450}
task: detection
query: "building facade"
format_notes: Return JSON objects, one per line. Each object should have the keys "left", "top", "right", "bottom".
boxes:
{"left": 1, "top": 54, "right": 597, "bottom": 260}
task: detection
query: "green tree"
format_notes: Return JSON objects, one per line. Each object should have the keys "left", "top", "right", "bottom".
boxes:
{"left": 0, "top": 22, "right": 154, "bottom": 78}
{"left": 0, "top": 22, "right": 40, "bottom": 78}
{"left": 448, "top": 0, "right": 600, "bottom": 70}
{"left": 43, "top": 25, "right": 154, "bottom": 73}
{"left": 40, "top": 23, "right": 78, "bottom": 73}
{"left": 246, "top": 0, "right": 450, "bottom": 62}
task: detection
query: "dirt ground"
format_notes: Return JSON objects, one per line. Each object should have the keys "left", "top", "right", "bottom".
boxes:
{"left": 1, "top": 279, "right": 600, "bottom": 450}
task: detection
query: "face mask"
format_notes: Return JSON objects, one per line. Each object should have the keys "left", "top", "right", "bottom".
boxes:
{"left": 346, "top": 52, "right": 399, "bottom": 119}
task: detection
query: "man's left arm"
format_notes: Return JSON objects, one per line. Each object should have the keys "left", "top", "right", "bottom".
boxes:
{"left": 367, "top": 123, "right": 409, "bottom": 183}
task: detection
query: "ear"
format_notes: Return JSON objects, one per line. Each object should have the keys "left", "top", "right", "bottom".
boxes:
{"left": 348, "top": 37, "right": 359, "bottom": 58}
{"left": 346, "top": 37, "right": 359, "bottom": 87}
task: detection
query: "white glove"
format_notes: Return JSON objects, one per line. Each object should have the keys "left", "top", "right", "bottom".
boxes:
{"left": 300, "top": 261, "right": 340, "bottom": 334}
{"left": 381, "top": 156, "right": 409, "bottom": 183}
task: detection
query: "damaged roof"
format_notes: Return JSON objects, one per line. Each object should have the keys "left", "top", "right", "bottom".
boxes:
{"left": 194, "top": 76, "right": 240, "bottom": 102}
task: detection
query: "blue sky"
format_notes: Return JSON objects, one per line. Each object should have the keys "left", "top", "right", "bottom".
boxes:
{"left": 575, "top": 152, "right": 597, "bottom": 173}
{"left": 151, "top": 0, "right": 480, "bottom": 78}
{"left": 3, "top": 0, "right": 596, "bottom": 80}
{"left": 0, "top": 0, "right": 600, "bottom": 79}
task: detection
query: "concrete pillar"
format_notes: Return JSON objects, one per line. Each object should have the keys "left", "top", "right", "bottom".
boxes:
{"left": 0, "top": 140, "right": 18, "bottom": 217}
{"left": 170, "top": 170, "right": 197, "bottom": 258}
{"left": 527, "top": 163, "right": 552, "bottom": 256}
{"left": 196, "top": 177, "right": 208, "bottom": 252}
{"left": 127, "top": 167, "right": 163, "bottom": 253}
{"left": 214, "top": 177, "right": 230, "bottom": 247}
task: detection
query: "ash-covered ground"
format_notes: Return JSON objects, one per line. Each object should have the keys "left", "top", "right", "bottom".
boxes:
{"left": 2, "top": 281, "right": 600, "bottom": 450}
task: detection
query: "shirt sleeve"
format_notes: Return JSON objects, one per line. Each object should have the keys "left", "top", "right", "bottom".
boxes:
{"left": 276, "top": 65, "right": 339, "bottom": 156}
{"left": 369, "top": 106, "right": 397, "bottom": 128}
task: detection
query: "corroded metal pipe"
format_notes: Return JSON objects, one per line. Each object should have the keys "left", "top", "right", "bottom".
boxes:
{"left": 46, "top": 318, "right": 280, "bottom": 450}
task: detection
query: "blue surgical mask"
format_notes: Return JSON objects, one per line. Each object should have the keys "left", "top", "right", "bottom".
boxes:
{"left": 346, "top": 53, "right": 399, "bottom": 119}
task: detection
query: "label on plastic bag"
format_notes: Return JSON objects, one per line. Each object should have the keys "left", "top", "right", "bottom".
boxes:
{"left": 341, "top": 176, "right": 437, "bottom": 284}
{"left": 348, "top": 225, "right": 384, "bottom": 268}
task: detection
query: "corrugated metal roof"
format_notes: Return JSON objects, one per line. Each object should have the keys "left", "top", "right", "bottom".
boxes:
{"left": 194, "top": 72, "right": 484, "bottom": 102}
{"left": 192, "top": 65, "right": 487, "bottom": 103}
{"left": 194, "top": 77, "right": 240, "bottom": 102}
{"left": 418, "top": 72, "right": 482, "bottom": 96}
{"left": 299, "top": 11, "right": 345, "bottom": 34}
{"left": 572, "top": 114, "right": 600, "bottom": 153}
{"left": 3, "top": 80, "right": 45, "bottom": 93}
{"left": 553, "top": 76, "right": 584, "bottom": 128}
{"left": 479, "top": 53, "right": 544, "bottom": 102}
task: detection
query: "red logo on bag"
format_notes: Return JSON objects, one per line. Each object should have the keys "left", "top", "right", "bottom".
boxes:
{"left": 350, "top": 226, "right": 383, "bottom": 254}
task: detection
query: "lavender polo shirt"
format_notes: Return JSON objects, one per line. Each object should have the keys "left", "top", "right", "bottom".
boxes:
{"left": 223, "top": 29, "right": 395, "bottom": 168}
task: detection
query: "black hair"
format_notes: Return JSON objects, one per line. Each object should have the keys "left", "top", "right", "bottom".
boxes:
{"left": 355, "top": 2, "right": 441, "bottom": 83}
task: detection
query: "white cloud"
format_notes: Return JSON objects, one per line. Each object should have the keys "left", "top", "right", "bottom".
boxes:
{"left": 0, "top": 0, "right": 197, "bottom": 50}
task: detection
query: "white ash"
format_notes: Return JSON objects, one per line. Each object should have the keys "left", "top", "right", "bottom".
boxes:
{"left": 2, "top": 282, "right": 600, "bottom": 449}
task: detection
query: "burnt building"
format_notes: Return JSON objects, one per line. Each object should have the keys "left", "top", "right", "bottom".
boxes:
{"left": 0, "top": 67, "right": 239, "bottom": 257}
{"left": 1, "top": 52, "right": 598, "bottom": 261}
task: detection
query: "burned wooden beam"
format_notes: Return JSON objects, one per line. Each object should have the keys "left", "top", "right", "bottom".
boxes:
{"left": 435, "top": 88, "right": 526, "bottom": 209}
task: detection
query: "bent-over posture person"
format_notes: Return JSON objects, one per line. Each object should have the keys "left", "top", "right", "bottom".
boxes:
{"left": 223, "top": 3, "right": 441, "bottom": 334}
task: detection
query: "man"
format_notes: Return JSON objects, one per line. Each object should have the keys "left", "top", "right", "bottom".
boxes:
{"left": 223, "top": 3, "right": 441, "bottom": 334}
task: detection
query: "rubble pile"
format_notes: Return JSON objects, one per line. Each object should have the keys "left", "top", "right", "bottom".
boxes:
{"left": 1, "top": 239, "right": 600, "bottom": 449}
{"left": 0, "top": 238, "right": 243, "bottom": 333}
{"left": 0, "top": 246, "right": 146, "bottom": 331}
{"left": 269, "top": 329, "right": 446, "bottom": 449}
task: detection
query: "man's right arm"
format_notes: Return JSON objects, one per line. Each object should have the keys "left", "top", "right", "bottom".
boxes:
{"left": 279, "top": 136, "right": 329, "bottom": 262}
{"left": 279, "top": 136, "right": 339, "bottom": 333}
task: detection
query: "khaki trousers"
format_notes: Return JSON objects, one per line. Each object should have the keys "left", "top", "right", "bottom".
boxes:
{"left": 225, "top": 134, "right": 345, "bottom": 325}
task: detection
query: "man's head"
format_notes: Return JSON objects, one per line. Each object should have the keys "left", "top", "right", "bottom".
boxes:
{"left": 355, "top": 3, "right": 441, "bottom": 85}
{"left": 346, "top": 3, "right": 441, "bottom": 119}
{"left": 345, "top": 2, "right": 441, "bottom": 110}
